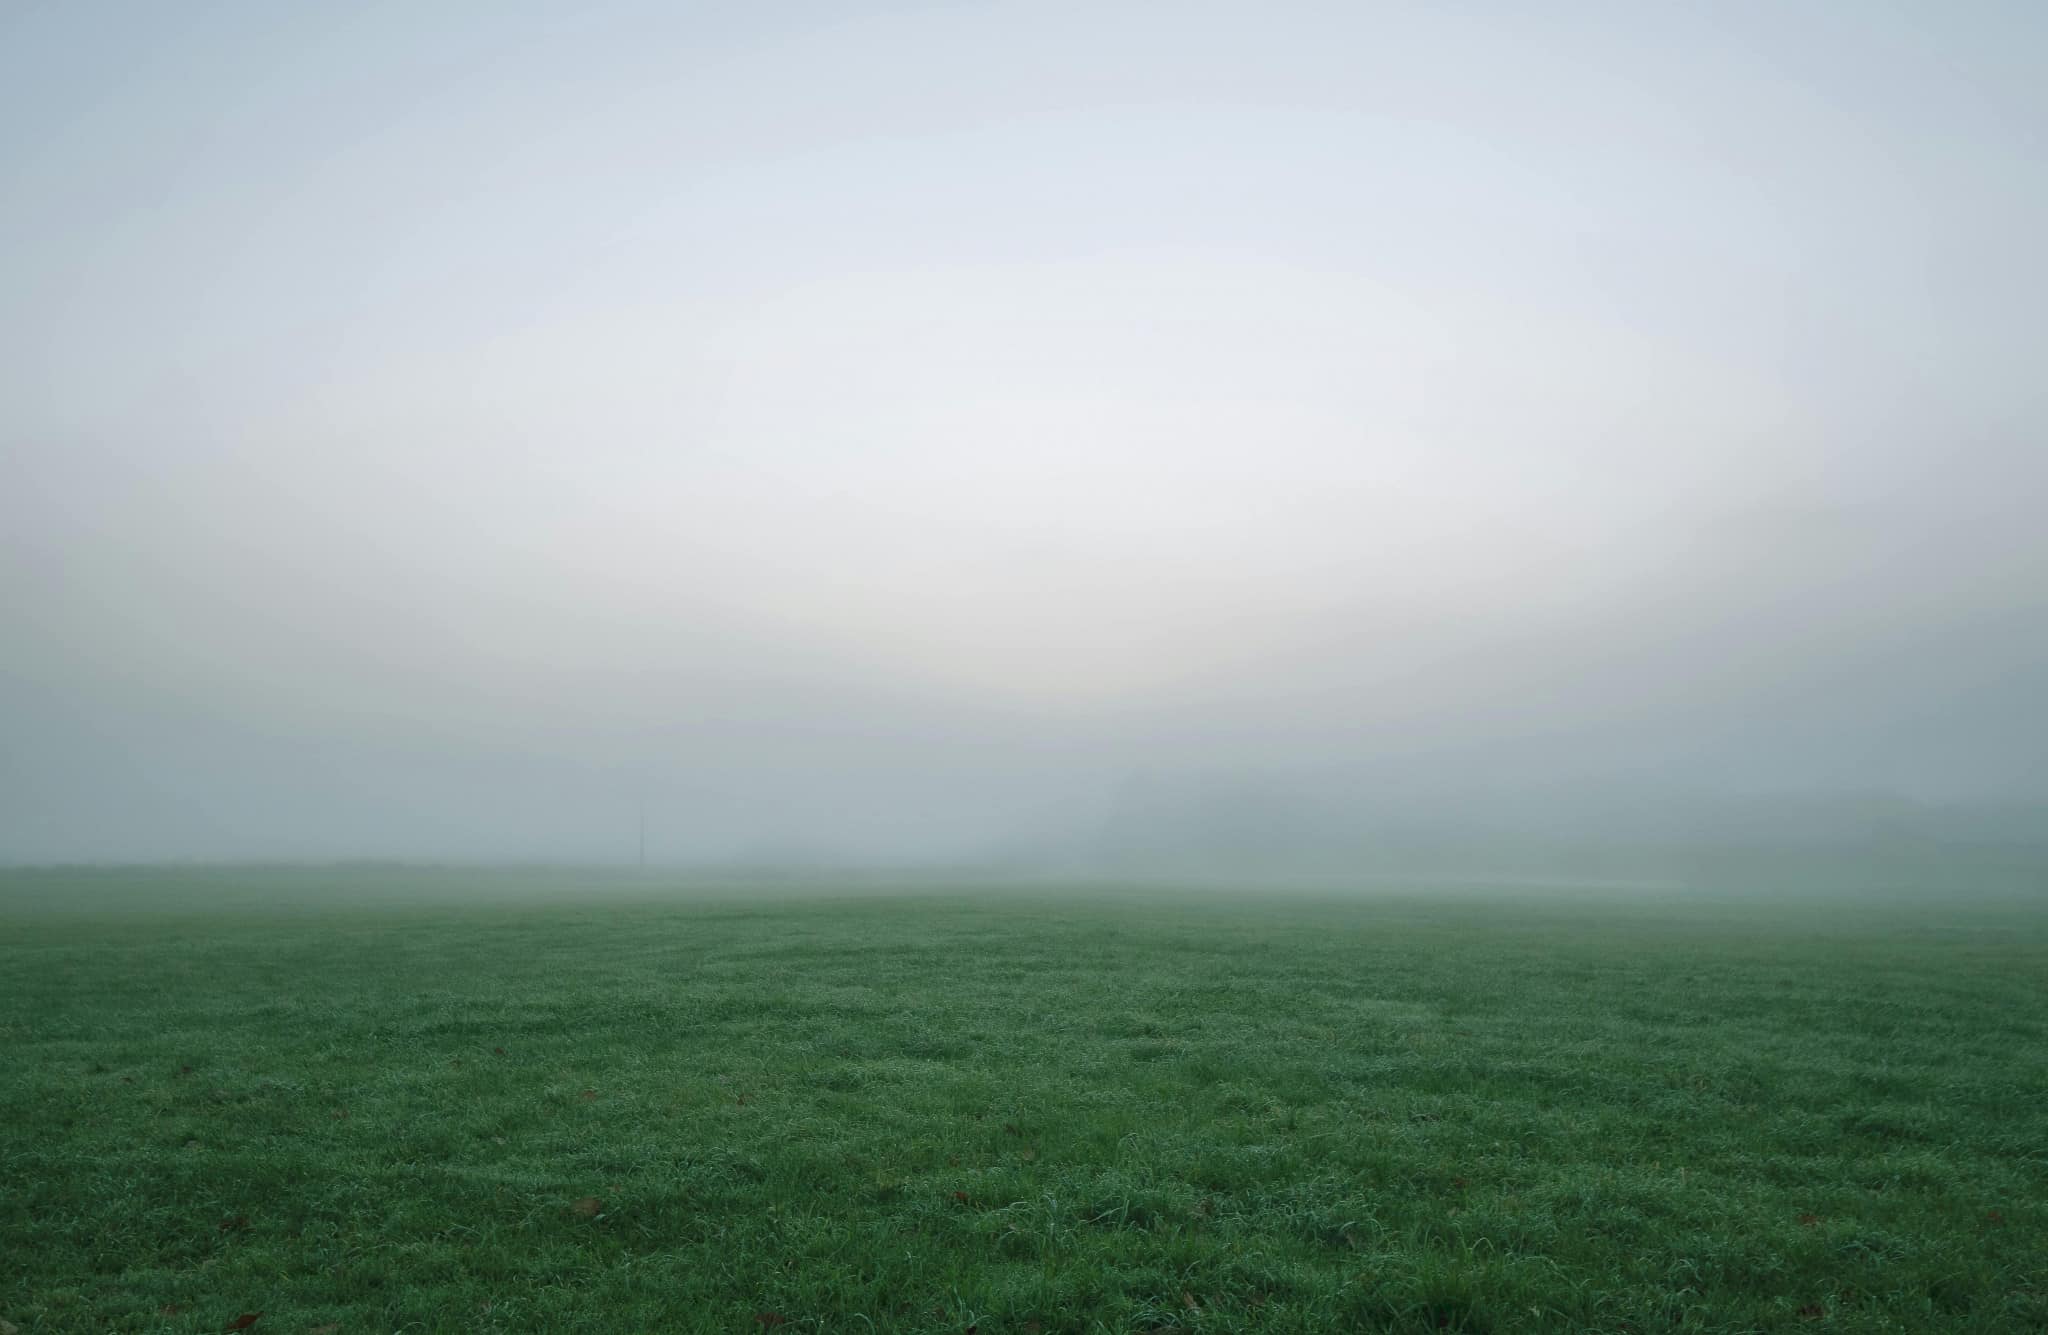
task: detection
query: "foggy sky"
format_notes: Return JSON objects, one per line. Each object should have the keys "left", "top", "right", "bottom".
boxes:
{"left": 4, "top": 2, "right": 2045, "bottom": 864}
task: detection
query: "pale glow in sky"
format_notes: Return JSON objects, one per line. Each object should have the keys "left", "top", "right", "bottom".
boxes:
{"left": 4, "top": 2, "right": 2045, "bottom": 861}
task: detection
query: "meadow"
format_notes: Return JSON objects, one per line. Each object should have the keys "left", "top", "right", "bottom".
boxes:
{"left": 1, "top": 869, "right": 2043, "bottom": 1332}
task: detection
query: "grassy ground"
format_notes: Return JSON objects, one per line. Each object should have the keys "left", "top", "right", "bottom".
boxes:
{"left": 1, "top": 870, "right": 2043, "bottom": 1332}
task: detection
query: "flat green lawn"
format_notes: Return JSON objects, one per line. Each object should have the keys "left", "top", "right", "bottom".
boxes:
{"left": 2, "top": 871, "right": 2044, "bottom": 1332}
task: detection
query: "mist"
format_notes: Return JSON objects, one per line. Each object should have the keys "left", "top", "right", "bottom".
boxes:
{"left": 5, "top": 2, "right": 2045, "bottom": 873}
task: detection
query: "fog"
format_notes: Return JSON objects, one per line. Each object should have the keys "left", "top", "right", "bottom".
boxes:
{"left": 4, "top": 3, "right": 2045, "bottom": 872}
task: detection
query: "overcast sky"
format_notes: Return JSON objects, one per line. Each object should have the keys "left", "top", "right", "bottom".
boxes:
{"left": 4, "top": 1, "right": 2045, "bottom": 862}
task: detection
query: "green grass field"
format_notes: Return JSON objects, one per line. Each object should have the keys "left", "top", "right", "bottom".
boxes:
{"left": 2, "top": 870, "right": 2043, "bottom": 1332}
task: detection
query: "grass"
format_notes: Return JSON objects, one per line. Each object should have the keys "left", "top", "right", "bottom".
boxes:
{"left": 1, "top": 869, "right": 2044, "bottom": 1332}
